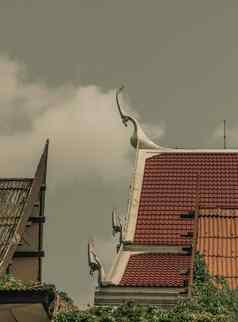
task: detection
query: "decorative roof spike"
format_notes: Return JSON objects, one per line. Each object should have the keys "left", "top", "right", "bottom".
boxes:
{"left": 112, "top": 208, "right": 123, "bottom": 252}
{"left": 34, "top": 139, "right": 49, "bottom": 182}
{"left": 88, "top": 240, "right": 105, "bottom": 286}
{"left": 116, "top": 86, "right": 160, "bottom": 150}
{"left": 112, "top": 208, "right": 122, "bottom": 237}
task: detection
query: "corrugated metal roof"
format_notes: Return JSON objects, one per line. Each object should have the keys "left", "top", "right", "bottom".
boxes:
{"left": 119, "top": 253, "right": 191, "bottom": 287}
{"left": 0, "top": 140, "right": 49, "bottom": 278}
{"left": 197, "top": 209, "right": 238, "bottom": 288}
{"left": 135, "top": 153, "right": 238, "bottom": 245}
{"left": 0, "top": 179, "right": 33, "bottom": 259}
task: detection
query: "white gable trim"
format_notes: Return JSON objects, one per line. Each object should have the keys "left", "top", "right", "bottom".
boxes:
{"left": 106, "top": 249, "right": 130, "bottom": 285}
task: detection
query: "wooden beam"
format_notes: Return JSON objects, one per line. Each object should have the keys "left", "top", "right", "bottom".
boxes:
{"left": 13, "top": 251, "right": 45, "bottom": 258}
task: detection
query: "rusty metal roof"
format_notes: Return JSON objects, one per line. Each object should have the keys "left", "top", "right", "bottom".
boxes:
{"left": 0, "top": 179, "right": 33, "bottom": 260}
{"left": 197, "top": 209, "right": 238, "bottom": 288}
{"left": 0, "top": 140, "right": 49, "bottom": 277}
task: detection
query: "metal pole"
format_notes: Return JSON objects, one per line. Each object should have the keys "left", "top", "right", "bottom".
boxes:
{"left": 224, "top": 120, "right": 226, "bottom": 149}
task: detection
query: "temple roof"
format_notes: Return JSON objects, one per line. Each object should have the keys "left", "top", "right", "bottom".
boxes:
{"left": 197, "top": 209, "right": 238, "bottom": 288}
{"left": 0, "top": 179, "right": 33, "bottom": 262}
{"left": 119, "top": 253, "right": 191, "bottom": 287}
{"left": 0, "top": 140, "right": 49, "bottom": 277}
{"left": 91, "top": 91, "right": 238, "bottom": 304}
{"left": 131, "top": 151, "right": 238, "bottom": 245}
{"left": 92, "top": 148, "right": 238, "bottom": 306}
{"left": 123, "top": 150, "right": 238, "bottom": 289}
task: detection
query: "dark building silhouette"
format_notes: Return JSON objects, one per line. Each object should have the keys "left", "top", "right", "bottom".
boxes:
{"left": 0, "top": 140, "right": 55, "bottom": 322}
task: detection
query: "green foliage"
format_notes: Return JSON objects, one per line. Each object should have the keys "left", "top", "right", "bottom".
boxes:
{"left": 193, "top": 252, "right": 210, "bottom": 283}
{"left": 0, "top": 273, "right": 56, "bottom": 307}
{"left": 54, "top": 253, "right": 238, "bottom": 322}
{"left": 57, "top": 290, "right": 74, "bottom": 306}
{"left": 0, "top": 273, "right": 39, "bottom": 290}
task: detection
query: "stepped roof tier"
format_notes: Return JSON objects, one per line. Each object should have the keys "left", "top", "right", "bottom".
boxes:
{"left": 89, "top": 88, "right": 238, "bottom": 307}
{"left": 198, "top": 209, "right": 238, "bottom": 288}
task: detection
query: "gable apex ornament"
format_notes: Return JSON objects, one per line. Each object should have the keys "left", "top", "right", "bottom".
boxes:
{"left": 112, "top": 208, "right": 123, "bottom": 252}
{"left": 116, "top": 86, "right": 161, "bottom": 150}
{"left": 88, "top": 240, "right": 105, "bottom": 287}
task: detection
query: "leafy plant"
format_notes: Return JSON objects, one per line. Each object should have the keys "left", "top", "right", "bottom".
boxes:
{"left": 0, "top": 273, "right": 40, "bottom": 290}
{"left": 53, "top": 253, "right": 238, "bottom": 322}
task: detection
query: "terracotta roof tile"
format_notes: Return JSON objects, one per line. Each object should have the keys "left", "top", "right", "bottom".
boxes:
{"left": 115, "top": 152, "right": 238, "bottom": 290}
{"left": 134, "top": 153, "right": 238, "bottom": 245}
{"left": 197, "top": 209, "right": 238, "bottom": 288}
{"left": 119, "top": 253, "right": 191, "bottom": 287}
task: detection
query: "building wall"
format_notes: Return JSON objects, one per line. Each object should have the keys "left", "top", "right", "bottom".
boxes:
{"left": 0, "top": 304, "right": 50, "bottom": 322}
{"left": 17, "top": 223, "right": 40, "bottom": 251}
{"left": 9, "top": 191, "right": 45, "bottom": 283}
{"left": 9, "top": 258, "right": 39, "bottom": 282}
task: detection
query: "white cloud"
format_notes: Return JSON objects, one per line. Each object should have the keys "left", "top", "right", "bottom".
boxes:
{"left": 0, "top": 55, "right": 165, "bottom": 304}
{"left": 0, "top": 56, "right": 136, "bottom": 184}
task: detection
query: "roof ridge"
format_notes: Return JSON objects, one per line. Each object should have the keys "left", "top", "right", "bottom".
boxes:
{"left": 203, "top": 255, "right": 238, "bottom": 258}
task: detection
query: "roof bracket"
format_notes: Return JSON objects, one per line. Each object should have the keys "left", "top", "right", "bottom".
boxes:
{"left": 181, "top": 211, "right": 195, "bottom": 219}
{"left": 183, "top": 278, "right": 189, "bottom": 287}
{"left": 181, "top": 231, "right": 194, "bottom": 239}
{"left": 182, "top": 246, "right": 193, "bottom": 255}
{"left": 179, "top": 269, "right": 190, "bottom": 276}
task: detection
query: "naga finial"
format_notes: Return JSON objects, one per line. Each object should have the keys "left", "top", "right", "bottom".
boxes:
{"left": 88, "top": 240, "right": 105, "bottom": 286}
{"left": 116, "top": 86, "right": 161, "bottom": 149}
{"left": 112, "top": 208, "right": 123, "bottom": 251}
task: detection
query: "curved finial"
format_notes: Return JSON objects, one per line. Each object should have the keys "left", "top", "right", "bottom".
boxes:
{"left": 112, "top": 208, "right": 123, "bottom": 251}
{"left": 116, "top": 86, "right": 160, "bottom": 149}
{"left": 112, "top": 208, "right": 122, "bottom": 236}
{"left": 88, "top": 240, "right": 105, "bottom": 286}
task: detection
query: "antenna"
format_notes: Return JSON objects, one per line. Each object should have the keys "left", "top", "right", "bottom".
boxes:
{"left": 224, "top": 120, "right": 226, "bottom": 149}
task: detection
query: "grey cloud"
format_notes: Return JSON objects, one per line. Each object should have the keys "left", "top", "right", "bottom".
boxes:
{"left": 0, "top": 55, "right": 74, "bottom": 136}
{"left": 1, "top": 0, "right": 238, "bottom": 305}
{"left": 0, "top": 55, "right": 164, "bottom": 304}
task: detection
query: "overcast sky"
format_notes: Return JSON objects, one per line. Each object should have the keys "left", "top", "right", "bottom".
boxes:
{"left": 1, "top": 1, "right": 238, "bottom": 305}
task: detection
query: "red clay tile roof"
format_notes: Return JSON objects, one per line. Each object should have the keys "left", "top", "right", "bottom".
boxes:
{"left": 119, "top": 253, "right": 191, "bottom": 287}
{"left": 134, "top": 153, "right": 238, "bottom": 245}
{"left": 105, "top": 152, "right": 238, "bottom": 292}
{"left": 197, "top": 209, "right": 238, "bottom": 288}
